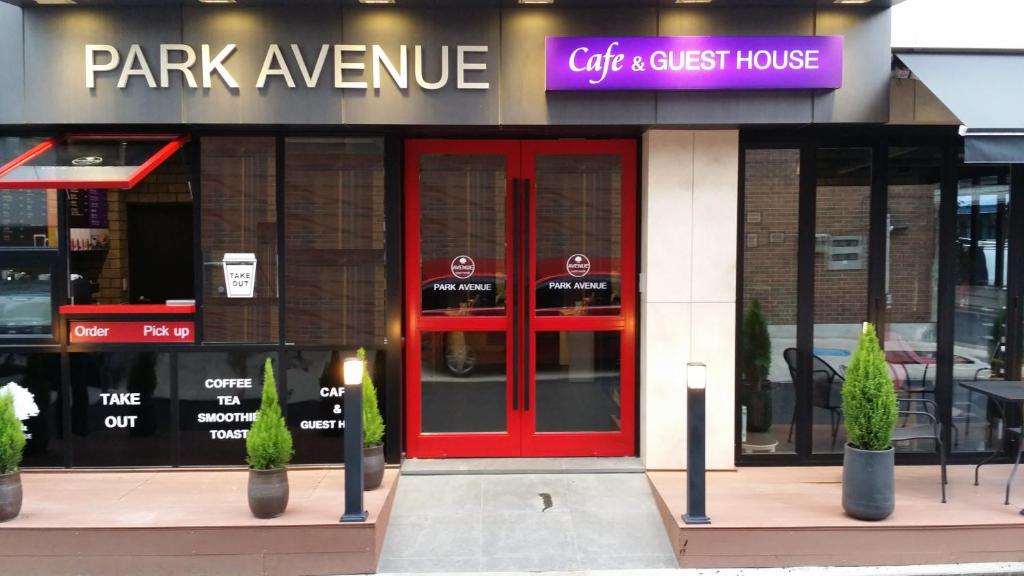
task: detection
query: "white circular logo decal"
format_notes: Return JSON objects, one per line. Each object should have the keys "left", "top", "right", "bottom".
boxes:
{"left": 566, "top": 254, "right": 591, "bottom": 278}
{"left": 450, "top": 255, "right": 476, "bottom": 279}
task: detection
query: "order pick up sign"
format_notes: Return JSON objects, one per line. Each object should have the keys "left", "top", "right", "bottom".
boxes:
{"left": 545, "top": 36, "right": 843, "bottom": 91}
{"left": 70, "top": 321, "right": 195, "bottom": 343}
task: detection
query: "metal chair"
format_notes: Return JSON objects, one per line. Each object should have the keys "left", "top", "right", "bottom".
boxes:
{"left": 893, "top": 397, "right": 947, "bottom": 503}
{"left": 783, "top": 348, "right": 844, "bottom": 450}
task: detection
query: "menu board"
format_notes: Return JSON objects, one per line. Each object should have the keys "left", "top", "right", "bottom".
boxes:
{"left": 68, "top": 189, "right": 109, "bottom": 228}
{"left": 68, "top": 189, "right": 110, "bottom": 251}
{"left": 0, "top": 190, "right": 48, "bottom": 247}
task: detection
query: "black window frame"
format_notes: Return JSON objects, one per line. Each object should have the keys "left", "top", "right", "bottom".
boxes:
{"left": 736, "top": 125, "right": 1024, "bottom": 467}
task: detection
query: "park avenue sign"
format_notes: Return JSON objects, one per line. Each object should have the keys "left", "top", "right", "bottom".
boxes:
{"left": 84, "top": 43, "right": 491, "bottom": 90}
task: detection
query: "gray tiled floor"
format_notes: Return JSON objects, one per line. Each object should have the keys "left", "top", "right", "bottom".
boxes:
{"left": 378, "top": 472, "right": 677, "bottom": 573}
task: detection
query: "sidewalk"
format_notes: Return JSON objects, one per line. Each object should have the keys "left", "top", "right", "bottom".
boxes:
{"left": 375, "top": 563, "right": 1024, "bottom": 576}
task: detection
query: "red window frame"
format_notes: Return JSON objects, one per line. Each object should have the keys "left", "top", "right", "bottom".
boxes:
{"left": 0, "top": 134, "right": 190, "bottom": 190}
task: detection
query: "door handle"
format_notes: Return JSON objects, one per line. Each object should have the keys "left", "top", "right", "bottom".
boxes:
{"left": 511, "top": 177, "right": 520, "bottom": 411}
{"left": 523, "top": 178, "right": 532, "bottom": 412}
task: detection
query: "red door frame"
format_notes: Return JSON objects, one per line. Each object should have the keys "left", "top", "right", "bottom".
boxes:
{"left": 404, "top": 139, "right": 637, "bottom": 458}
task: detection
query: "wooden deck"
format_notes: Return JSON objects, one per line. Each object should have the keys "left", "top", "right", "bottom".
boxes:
{"left": 0, "top": 468, "right": 399, "bottom": 576}
{"left": 648, "top": 464, "right": 1024, "bottom": 568}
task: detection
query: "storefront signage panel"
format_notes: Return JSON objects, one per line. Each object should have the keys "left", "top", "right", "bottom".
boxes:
{"left": 69, "top": 321, "right": 195, "bottom": 344}
{"left": 178, "top": 352, "right": 267, "bottom": 465}
{"left": 545, "top": 36, "right": 843, "bottom": 91}
{"left": 84, "top": 43, "right": 491, "bottom": 91}
{"left": 69, "top": 352, "right": 173, "bottom": 467}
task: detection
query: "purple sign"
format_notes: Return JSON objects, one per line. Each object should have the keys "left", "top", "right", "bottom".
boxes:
{"left": 546, "top": 36, "right": 843, "bottom": 91}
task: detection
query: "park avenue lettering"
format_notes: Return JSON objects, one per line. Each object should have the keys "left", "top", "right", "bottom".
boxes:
{"left": 85, "top": 43, "right": 490, "bottom": 90}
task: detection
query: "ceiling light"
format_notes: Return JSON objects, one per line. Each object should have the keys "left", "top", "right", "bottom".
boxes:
{"left": 834, "top": 0, "right": 871, "bottom": 4}
{"left": 675, "top": 0, "right": 712, "bottom": 4}
{"left": 359, "top": 0, "right": 396, "bottom": 4}
{"left": 519, "top": 0, "right": 555, "bottom": 4}
{"left": 197, "top": 0, "right": 237, "bottom": 3}
{"left": 34, "top": 0, "right": 76, "bottom": 4}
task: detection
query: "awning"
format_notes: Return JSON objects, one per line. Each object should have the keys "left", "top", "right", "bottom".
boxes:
{"left": 895, "top": 52, "right": 1024, "bottom": 163}
{"left": 0, "top": 134, "right": 189, "bottom": 190}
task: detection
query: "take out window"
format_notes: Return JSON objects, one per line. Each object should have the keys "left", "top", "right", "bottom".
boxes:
{"left": 0, "top": 134, "right": 189, "bottom": 190}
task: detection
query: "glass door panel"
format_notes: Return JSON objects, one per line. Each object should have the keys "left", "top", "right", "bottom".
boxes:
{"left": 812, "top": 147, "right": 872, "bottom": 454}
{"left": 405, "top": 141, "right": 520, "bottom": 458}
{"left": 954, "top": 165, "right": 1009, "bottom": 453}
{"left": 534, "top": 331, "right": 621, "bottom": 433}
{"left": 885, "top": 146, "right": 943, "bottom": 453}
{"left": 523, "top": 141, "right": 636, "bottom": 457}
{"left": 421, "top": 331, "right": 508, "bottom": 433}
{"left": 533, "top": 154, "right": 622, "bottom": 317}
{"left": 419, "top": 154, "right": 507, "bottom": 317}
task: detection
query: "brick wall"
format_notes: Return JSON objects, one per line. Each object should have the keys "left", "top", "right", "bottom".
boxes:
{"left": 743, "top": 149, "right": 799, "bottom": 324}
{"left": 742, "top": 150, "right": 938, "bottom": 325}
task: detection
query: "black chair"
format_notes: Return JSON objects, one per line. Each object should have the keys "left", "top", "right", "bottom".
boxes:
{"left": 783, "top": 348, "right": 844, "bottom": 450}
{"left": 892, "top": 397, "right": 947, "bottom": 503}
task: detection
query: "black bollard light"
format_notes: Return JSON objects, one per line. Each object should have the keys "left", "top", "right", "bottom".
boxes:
{"left": 683, "top": 361, "right": 711, "bottom": 525}
{"left": 340, "top": 356, "right": 368, "bottom": 523}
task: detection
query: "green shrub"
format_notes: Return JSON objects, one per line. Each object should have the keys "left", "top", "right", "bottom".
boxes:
{"left": 359, "top": 348, "right": 385, "bottom": 448}
{"left": 842, "top": 323, "right": 898, "bottom": 451}
{"left": 0, "top": 391, "right": 25, "bottom": 475}
{"left": 741, "top": 299, "right": 772, "bottom": 385}
{"left": 246, "top": 358, "right": 293, "bottom": 470}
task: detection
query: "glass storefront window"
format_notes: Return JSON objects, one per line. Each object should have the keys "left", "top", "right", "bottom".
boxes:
{"left": 70, "top": 352, "right": 173, "bottom": 467}
{"left": 812, "top": 148, "right": 872, "bottom": 454}
{"left": 885, "top": 147, "right": 942, "bottom": 453}
{"left": 953, "top": 165, "right": 1008, "bottom": 453}
{"left": 0, "top": 259, "right": 54, "bottom": 337}
{"left": 178, "top": 351, "right": 274, "bottom": 466}
{"left": 201, "top": 137, "right": 278, "bottom": 343}
{"left": 0, "top": 190, "right": 58, "bottom": 249}
{"left": 285, "top": 349, "right": 384, "bottom": 464}
{"left": 284, "top": 138, "right": 386, "bottom": 346}
{"left": 0, "top": 352, "right": 62, "bottom": 467}
{"left": 740, "top": 149, "right": 799, "bottom": 455}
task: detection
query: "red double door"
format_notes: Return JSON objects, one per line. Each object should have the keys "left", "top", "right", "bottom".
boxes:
{"left": 405, "top": 139, "right": 636, "bottom": 457}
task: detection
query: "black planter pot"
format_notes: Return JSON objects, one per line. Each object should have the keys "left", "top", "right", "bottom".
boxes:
{"left": 842, "top": 443, "right": 894, "bottom": 521}
{"left": 248, "top": 468, "right": 289, "bottom": 519}
{"left": 363, "top": 445, "right": 385, "bottom": 491}
{"left": 740, "top": 383, "right": 773, "bottom": 433}
{"left": 0, "top": 471, "right": 22, "bottom": 523}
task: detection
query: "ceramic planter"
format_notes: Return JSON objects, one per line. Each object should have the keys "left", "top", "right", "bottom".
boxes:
{"left": 248, "top": 468, "right": 289, "bottom": 519}
{"left": 842, "top": 443, "right": 894, "bottom": 521}
{"left": 363, "top": 445, "right": 385, "bottom": 491}
{"left": 0, "top": 471, "right": 22, "bottom": 523}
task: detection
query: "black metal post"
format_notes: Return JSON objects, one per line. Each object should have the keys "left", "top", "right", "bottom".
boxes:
{"left": 341, "top": 380, "right": 367, "bottom": 523}
{"left": 684, "top": 379, "right": 711, "bottom": 525}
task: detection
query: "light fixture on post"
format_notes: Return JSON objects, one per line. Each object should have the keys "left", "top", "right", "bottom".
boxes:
{"left": 340, "top": 356, "right": 368, "bottom": 523}
{"left": 684, "top": 362, "right": 711, "bottom": 525}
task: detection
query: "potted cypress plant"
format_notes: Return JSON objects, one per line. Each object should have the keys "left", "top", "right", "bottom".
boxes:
{"left": 0, "top": 390, "right": 26, "bottom": 522}
{"left": 358, "top": 348, "right": 386, "bottom": 491}
{"left": 246, "top": 358, "right": 293, "bottom": 519}
{"left": 740, "top": 299, "right": 773, "bottom": 433}
{"left": 841, "top": 323, "right": 898, "bottom": 520}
